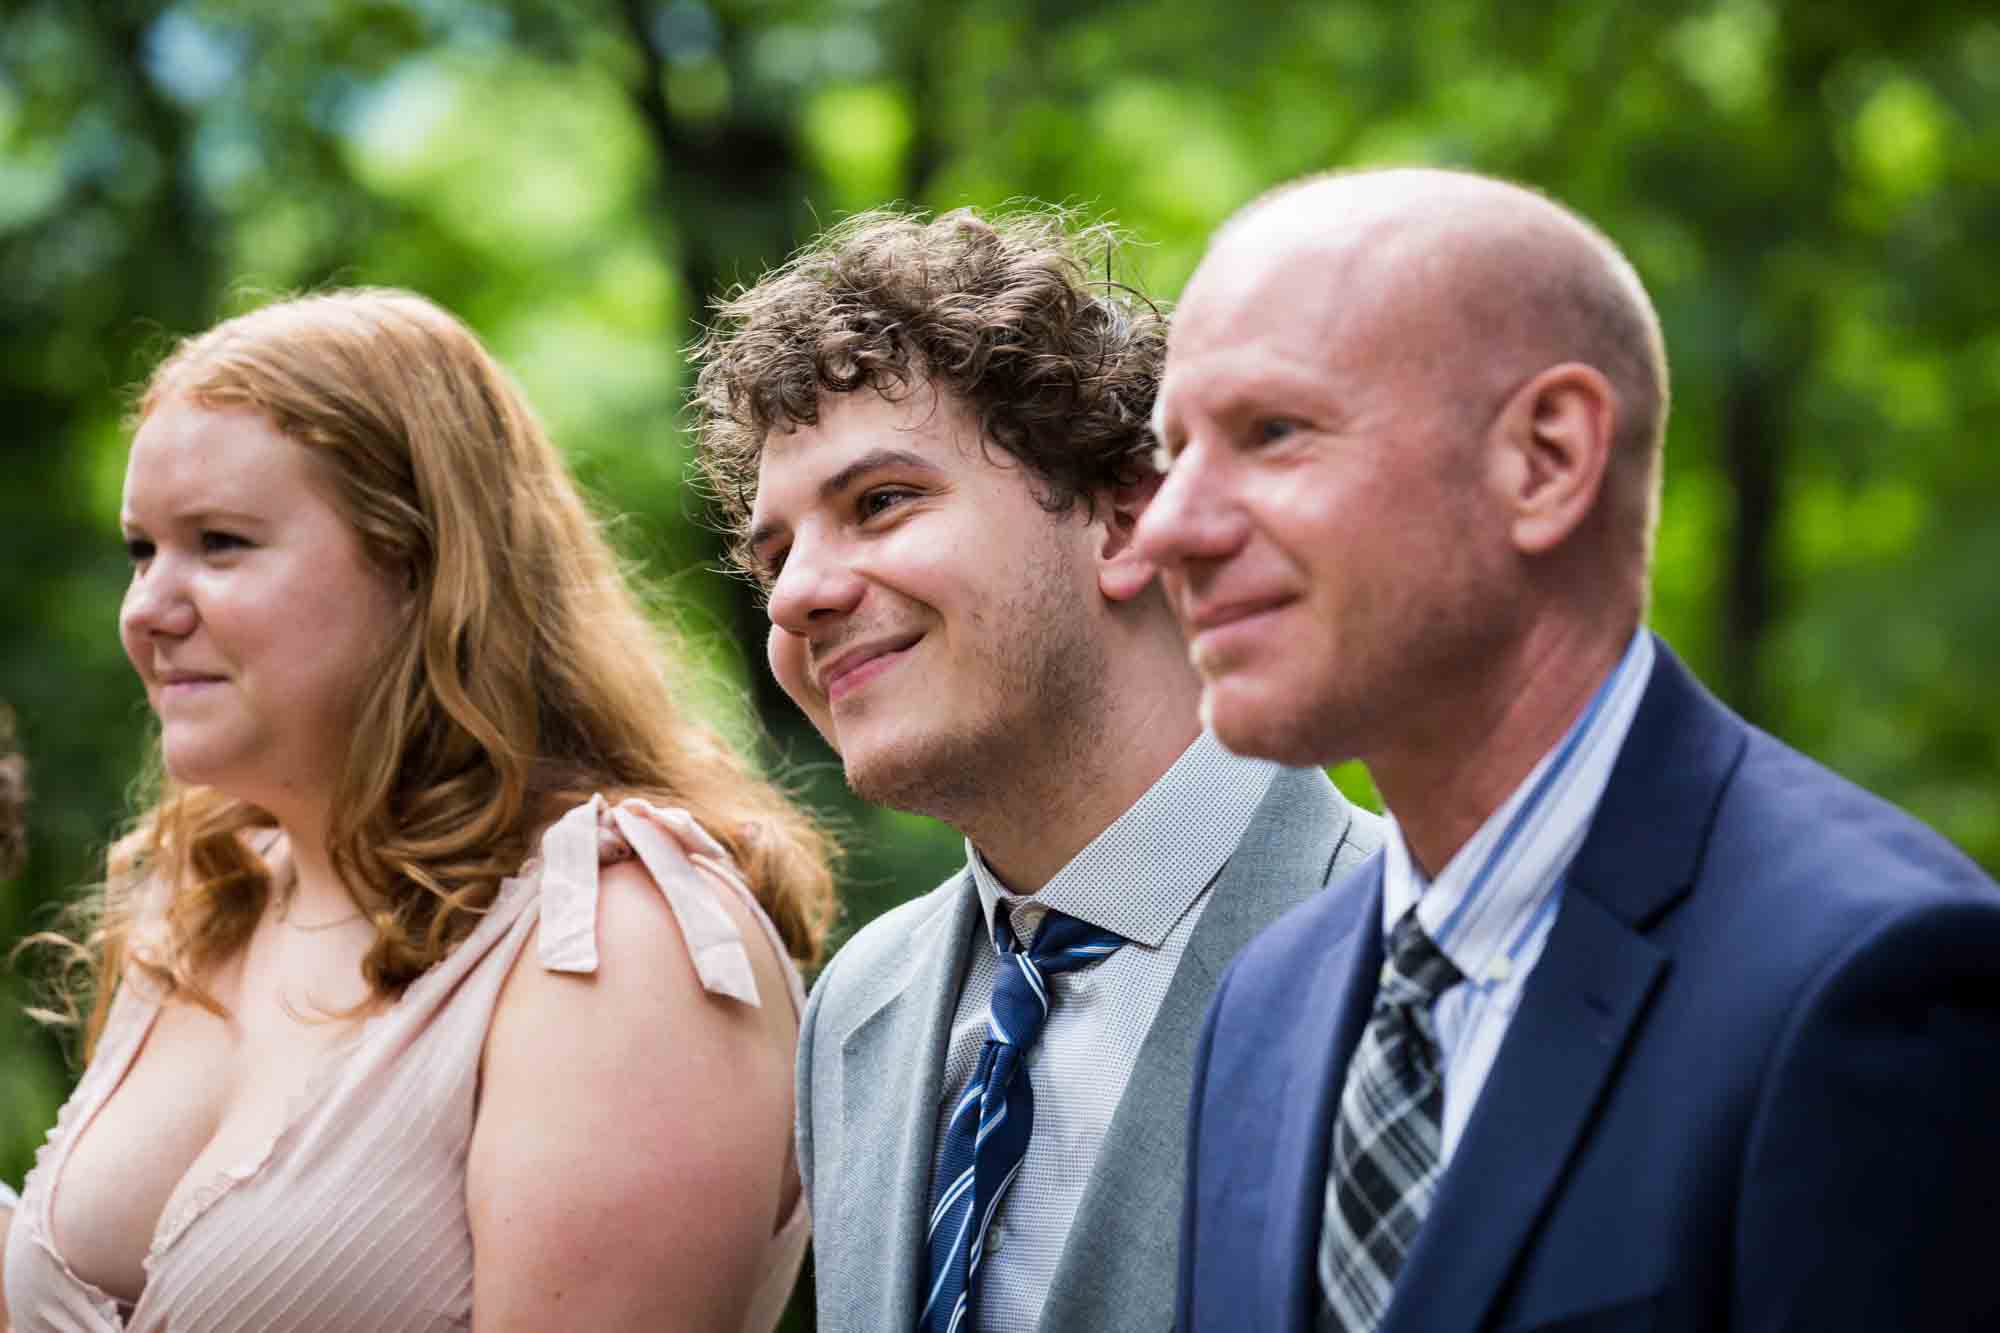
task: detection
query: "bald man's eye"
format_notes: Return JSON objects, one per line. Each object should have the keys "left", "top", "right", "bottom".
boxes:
{"left": 1252, "top": 419, "right": 1301, "bottom": 446}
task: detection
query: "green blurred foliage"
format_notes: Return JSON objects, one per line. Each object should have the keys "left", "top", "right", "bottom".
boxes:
{"left": 2, "top": 1, "right": 1995, "bottom": 1323}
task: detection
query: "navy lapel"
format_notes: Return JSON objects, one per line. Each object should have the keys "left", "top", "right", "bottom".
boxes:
{"left": 1379, "top": 889, "right": 1668, "bottom": 1333}
{"left": 1264, "top": 861, "right": 1386, "bottom": 1333}
{"left": 834, "top": 875, "right": 982, "bottom": 1330}
{"left": 1378, "top": 636, "right": 1746, "bottom": 1332}
{"left": 1567, "top": 637, "right": 1747, "bottom": 931}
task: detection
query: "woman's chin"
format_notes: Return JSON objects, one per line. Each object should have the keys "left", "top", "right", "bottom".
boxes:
{"left": 157, "top": 741, "right": 238, "bottom": 794}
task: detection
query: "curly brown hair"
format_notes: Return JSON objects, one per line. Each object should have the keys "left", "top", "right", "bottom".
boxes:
{"left": 688, "top": 205, "right": 1168, "bottom": 573}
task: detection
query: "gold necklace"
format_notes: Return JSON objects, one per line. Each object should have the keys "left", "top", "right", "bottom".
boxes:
{"left": 280, "top": 908, "right": 366, "bottom": 933}
{"left": 269, "top": 854, "right": 368, "bottom": 933}
{"left": 274, "top": 882, "right": 366, "bottom": 933}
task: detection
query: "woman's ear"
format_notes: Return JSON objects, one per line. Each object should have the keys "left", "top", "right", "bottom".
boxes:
{"left": 1097, "top": 473, "right": 1163, "bottom": 603}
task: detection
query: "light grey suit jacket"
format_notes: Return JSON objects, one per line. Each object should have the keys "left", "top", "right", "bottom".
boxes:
{"left": 796, "top": 765, "right": 1382, "bottom": 1333}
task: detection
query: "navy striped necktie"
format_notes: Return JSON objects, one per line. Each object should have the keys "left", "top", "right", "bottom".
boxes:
{"left": 920, "top": 906, "right": 1126, "bottom": 1333}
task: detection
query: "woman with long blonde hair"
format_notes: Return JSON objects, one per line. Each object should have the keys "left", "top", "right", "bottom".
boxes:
{"left": 1, "top": 289, "right": 836, "bottom": 1332}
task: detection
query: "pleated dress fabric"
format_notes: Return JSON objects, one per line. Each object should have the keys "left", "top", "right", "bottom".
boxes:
{"left": 3, "top": 796, "right": 809, "bottom": 1333}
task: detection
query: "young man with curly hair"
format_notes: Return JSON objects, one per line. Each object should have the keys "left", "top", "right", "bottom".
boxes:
{"left": 690, "top": 207, "right": 1382, "bottom": 1333}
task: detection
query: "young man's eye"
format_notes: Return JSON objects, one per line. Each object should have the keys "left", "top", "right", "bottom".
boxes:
{"left": 858, "top": 487, "right": 913, "bottom": 518}
{"left": 124, "top": 536, "right": 155, "bottom": 563}
{"left": 200, "top": 530, "right": 249, "bottom": 554}
{"left": 751, "top": 547, "right": 788, "bottom": 593}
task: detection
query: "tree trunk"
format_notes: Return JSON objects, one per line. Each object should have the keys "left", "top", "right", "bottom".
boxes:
{"left": 1720, "top": 364, "right": 1780, "bottom": 724}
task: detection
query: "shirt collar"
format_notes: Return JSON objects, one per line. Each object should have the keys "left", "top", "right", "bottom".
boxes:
{"left": 968, "top": 730, "right": 1281, "bottom": 950}
{"left": 1381, "top": 628, "right": 1656, "bottom": 984}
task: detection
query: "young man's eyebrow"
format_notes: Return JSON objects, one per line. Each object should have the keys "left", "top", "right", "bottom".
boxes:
{"left": 746, "top": 448, "right": 943, "bottom": 554}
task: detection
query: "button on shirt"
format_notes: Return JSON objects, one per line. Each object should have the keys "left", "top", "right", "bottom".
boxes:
{"left": 933, "top": 731, "right": 1280, "bottom": 1332}
{"left": 1382, "top": 628, "right": 1655, "bottom": 1162}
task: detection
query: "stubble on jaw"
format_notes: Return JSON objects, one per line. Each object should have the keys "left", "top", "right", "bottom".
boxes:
{"left": 839, "top": 537, "right": 1110, "bottom": 835}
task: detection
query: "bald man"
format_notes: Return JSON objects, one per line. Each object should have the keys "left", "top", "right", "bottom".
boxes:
{"left": 1137, "top": 168, "right": 2000, "bottom": 1333}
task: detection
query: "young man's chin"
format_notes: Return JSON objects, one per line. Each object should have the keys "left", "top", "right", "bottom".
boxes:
{"left": 836, "top": 723, "right": 982, "bottom": 817}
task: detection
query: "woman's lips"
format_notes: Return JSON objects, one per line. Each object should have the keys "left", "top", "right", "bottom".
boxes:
{"left": 156, "top": 674, "right": 226, "bottom": 702}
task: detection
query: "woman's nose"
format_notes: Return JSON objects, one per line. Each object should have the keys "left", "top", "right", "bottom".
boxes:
{"left": 120, "top": 558, "right": 198, "bottom": 642}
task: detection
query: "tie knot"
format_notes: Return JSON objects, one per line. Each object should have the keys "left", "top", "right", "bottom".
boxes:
{"left": 986, "top": 906, "right": 1125, "bottom": 1049}
{"left": 1380, "top": 906, "right": 1463, "bottom": 1007}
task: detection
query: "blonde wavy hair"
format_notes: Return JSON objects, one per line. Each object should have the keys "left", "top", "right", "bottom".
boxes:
{"left": 62, "top": 288, "right": 835, "bottom": 1054}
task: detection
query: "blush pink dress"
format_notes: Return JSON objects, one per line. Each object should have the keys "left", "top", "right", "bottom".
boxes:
{"left": 3, "top": 797, "right": 809, "bottom": 1332}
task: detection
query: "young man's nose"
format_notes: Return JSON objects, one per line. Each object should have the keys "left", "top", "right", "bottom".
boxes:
{"left": 764, "top": 536, "right": 866, "bottom": 635}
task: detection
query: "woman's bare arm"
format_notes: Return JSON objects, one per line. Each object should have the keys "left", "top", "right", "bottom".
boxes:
{"left": 466, "top": 856, "right": 799, "bottom": 1331}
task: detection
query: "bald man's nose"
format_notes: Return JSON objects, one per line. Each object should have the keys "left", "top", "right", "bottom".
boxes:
{"left": 1133, "top": 448, "right": 1248, "bottom": 568}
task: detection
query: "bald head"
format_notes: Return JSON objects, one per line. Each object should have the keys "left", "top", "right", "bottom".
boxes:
{"left": 1193, "top": 168, "right": 1669, "bottom": 574}
{"left": 1137, "top": 168, "right": 1669, "bottom": 793}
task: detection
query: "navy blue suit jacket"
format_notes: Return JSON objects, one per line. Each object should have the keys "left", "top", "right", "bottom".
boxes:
{"left": 1179, "top": 639, "right": 2000, "bottom": 1332}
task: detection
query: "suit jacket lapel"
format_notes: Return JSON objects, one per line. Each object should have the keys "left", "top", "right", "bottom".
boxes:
{"left": 1380, "top": 889, "right": 1667, "bottom": 1333}
{"left": 1378, "top": 637, "right": 1743, "bottom": 1333}
{"left": 834, "top": 874, "right": 982, "bottom": 1331}
{"left": 1265, "top": 861, "right": 1385, "bottom": 1333}
{"left": 1039, "top": 768, "right": 1359, "bottom": 1333}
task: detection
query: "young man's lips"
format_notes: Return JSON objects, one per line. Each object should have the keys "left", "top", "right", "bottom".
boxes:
{"left": 819, "top": 636, "right": 921, "bottom": 701}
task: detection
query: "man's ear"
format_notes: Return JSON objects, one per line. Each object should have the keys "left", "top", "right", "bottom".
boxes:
{"left": 1096, "top": 472, "right": 1163, "bottom": 603}
{"left": 1489, "top": 361, "right": 1618, "bottom": 556}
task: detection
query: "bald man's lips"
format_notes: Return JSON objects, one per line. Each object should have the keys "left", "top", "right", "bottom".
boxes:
{"left": 1185, "top": 594, "right": 1293, "bottom": 635}
{"left": 816, "top": 633, "right": 923, "bottom": 702}
{"left": 1184, "top": 595, "right": 1294, "bottom": 664}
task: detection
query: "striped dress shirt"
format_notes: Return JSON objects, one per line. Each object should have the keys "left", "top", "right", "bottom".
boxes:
{"left": 1381, "top": 628, "right": 1655, "bottom": 1162}
{"left": 936, "top": 731, "right": 1281, "bottom": 1333}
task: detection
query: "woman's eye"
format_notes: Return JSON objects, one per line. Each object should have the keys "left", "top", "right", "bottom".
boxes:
{"left": 124, "top": 537, "right": 155, "bottom": 564}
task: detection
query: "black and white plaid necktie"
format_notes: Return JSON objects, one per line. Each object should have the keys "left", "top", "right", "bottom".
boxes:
{"left": 1317, "top": 905, "right": 1465, "bottom": 1331}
